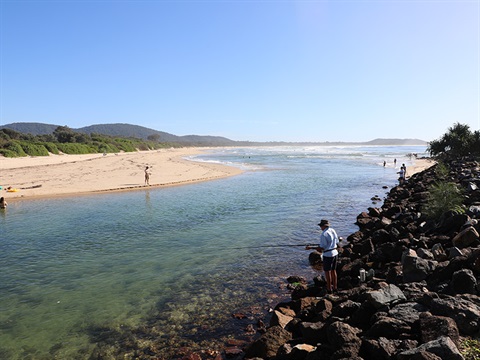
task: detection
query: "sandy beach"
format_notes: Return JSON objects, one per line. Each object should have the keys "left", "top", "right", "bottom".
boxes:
{"left": 406, "top": 158, "right": 435, "bottom": 178}
{"left": 0, "top": 148, "right": 242, "bottom": 201}
{"left": 1, "top": 149, "right": 435, "bottom": 202}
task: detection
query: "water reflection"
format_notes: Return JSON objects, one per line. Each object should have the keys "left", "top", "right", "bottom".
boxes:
{"left": 145, "top": 190, "right": 151, "bottom": 209}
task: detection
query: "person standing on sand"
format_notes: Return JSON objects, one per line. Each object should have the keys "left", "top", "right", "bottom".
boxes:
{"left": 306, "top": 219, "right": 339, "bottom": 293}
{"left": 144, "top": 166, "right": 151, "bottom": 186}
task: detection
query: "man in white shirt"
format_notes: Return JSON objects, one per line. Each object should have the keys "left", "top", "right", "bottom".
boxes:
{"left": 306, "top": 219, "right": 339, "bottom": 293}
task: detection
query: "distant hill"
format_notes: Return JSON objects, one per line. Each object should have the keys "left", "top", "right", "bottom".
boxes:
{"left": 78, "top": 123, "right": 181, "bottom": 142}
{"left": 364, "top": 138, "right": 428, "bottom": 146}
{"left": 0, "top": 122, "right": 428, "bottom": 146}
{"left": 1, "top": 122, "right": 60, "bottom": 135}
{"left": 0, "top": 122, "right": 237, "bottom": 146}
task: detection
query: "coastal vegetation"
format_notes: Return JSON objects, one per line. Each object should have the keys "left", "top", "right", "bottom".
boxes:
{"left": 427, "top": 122, "right": 480, "bottom": 159}
{"left": 1, "top": 122, "right": 428, "bottom": 149}
{"left": 423, "top": 161, "right": 465, "bottom": 221}
{"left": 423, "top": 122, "right": 480, "bottom": 222}
{"left": 0, "top": 126, "right": 179, "bottom": 157}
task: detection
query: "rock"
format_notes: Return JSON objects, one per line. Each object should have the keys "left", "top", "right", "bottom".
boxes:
{"left": 371, "top": 229, "right": 392, "bottom": 244}
{"left": 419, "top": 312, "right": 460, "bottom": 345}
{"left": 308, "top": 251, "right": 322, "bottom": 267}
{"left": 406, "top": 351, "right": 443, "bottom": 360}
{"left": 388, "top": 302, "right": 429, "bottom": 325}
{"left": 287, "top": 275, "right": 308, "bottom": 284}
{"left": 430, "top": 295, "right": 480, "bottom": 335}
{"left": 452, "top": 269, "right": 477, "bottom": 295}
{"left": 224, "top": 347, "right": 243, "bottom": 357}
{"left": 270, "top": 310, "right": 294, "bottom": 329}
{"left": 417, "top": 248, "right": 435, "bottom": 260}
{"left": 356, "top": 212, "right": 373, "bottom": 228}
{"left": 366, "top": 284, "right": 407, "bottom": 309}
{"left": 402, "top": 250, "right": 437, "bottom": 282}
{"left": 314, "top": 298, "right": 333, "bottom": 321}
{"left": 452, "top": 226, "right": 479, "bottom": 249}
{"left": 366, "top": 316, "right": 411, "bottom": 339}
{"left": 431, "top": 243, "right": 448, "bottom": 262}
{"left": 440, "top": 214, "right": 470, "bottom": 234}
{"left": 327, "top": 321, "right": 361, "bottom": 354}
{"left": 468, "top": 205, "right": 480, "bottom": 216}
{"left": 244, "top": 325, "right": 292, "bottom": 359}
{"left": 277, "top": 343, "right": 317, "bottom": 358}
{"left": 350, "top": 301, "right": 377, "bottom": 330}
{"left": 361, "top": 337, "right": 418, "bottom": 360}
{"left": 331, "top": 300, "right": 361, "bottom": 319}
{"left": 449, "top": 247, "right": 465, "bottom": 259}
{"left": 396, "top": 336, "right": 463, "bottom": 360}
{"left": 299, "top": 321, "right": 326, "bottom": 344}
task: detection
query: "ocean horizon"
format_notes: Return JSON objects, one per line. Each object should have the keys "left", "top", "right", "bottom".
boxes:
{"left": 0, "top": 145, "right": 428, "bottom": 359}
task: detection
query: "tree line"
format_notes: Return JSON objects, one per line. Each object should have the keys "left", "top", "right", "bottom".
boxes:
{"left": 1, "top": 122, "right": 478, "bottom": 158}
{"left": 0, "top": 126, "right": 181, "bottom": 157}
{"left": 427, "top": 122, "right": 480, "bottom": 159}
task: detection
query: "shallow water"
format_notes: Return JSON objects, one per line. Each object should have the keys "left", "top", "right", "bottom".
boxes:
{"left": 0, "top": 145, "right": 427, "bottom": 359}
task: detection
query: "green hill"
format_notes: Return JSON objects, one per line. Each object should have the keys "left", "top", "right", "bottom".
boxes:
{"left": 0, "top": 122, "right": 238, "bottom": 146}
{"left": 0, "top": 122, "right": 428, "bottom": 146}
{"left": 78, "top": 123, "right": 180, "bottom": 142}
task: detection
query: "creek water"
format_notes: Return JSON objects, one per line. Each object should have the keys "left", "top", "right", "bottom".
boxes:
{"left": 0, "top": 145, "right": 427, "bottom": 359}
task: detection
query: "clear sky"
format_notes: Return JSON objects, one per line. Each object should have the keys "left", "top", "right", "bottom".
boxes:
{"left": 0, "top": 0, "right": 479, "bottom": 142}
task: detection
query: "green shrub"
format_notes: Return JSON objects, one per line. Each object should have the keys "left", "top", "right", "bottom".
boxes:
{"left": 4, "top": 141, "right": 27, "bottom": 157}
{"left": 57, "top": 143, "right": 96, "bottom": 154}
{"left": 460, "top": 338, "right": 480, "bottom": 360}
{"left": 97, "top": 143, "right": 120, "bottom": 153}
{"left": 434, "top": 162, "right": 450, "bottom": 180}
{"left": 114, "top": 139, "right": 137, "bottom": 152}
{"left": 423, "top": 181, "right": 465, "bottom": 220}
{"left": 20, "top": 142, "right": 49, "bottom": 156}
{"left": 0, "top": 149, "right": 20, "bottom": 157}
{"left": 43, "top": 142, "right": 59, "bottom": 154}
{"left": 136, "top": 143, "right": 150, "bottom": 151}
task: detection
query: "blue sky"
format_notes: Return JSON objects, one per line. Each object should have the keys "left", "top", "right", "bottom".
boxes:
{"left": 0, "top": 1, "right": 478, "bottom": 142}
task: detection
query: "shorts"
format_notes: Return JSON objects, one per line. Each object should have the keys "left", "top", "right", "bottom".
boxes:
{"left": 323, "top": 255, "right": 337, "bottom": 271}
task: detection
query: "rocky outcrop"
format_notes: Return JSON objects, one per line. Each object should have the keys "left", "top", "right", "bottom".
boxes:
{"left": 240, "top": 158, "right": 480, "bottom": 359}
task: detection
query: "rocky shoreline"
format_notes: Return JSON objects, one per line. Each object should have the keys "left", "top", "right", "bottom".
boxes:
{"left": 225, "top": 157, "right": 480, "bottom": 360}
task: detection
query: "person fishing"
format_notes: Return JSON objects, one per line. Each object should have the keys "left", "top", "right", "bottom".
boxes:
{"left": 306, "top": 219, "right": 340, "bottom": 293}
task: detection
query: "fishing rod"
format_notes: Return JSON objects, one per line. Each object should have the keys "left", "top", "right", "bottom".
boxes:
{"left": 227, "top": 238, "right": 348, "bottom": 250}
{"left": 228, "top": 243, "right": 318, "bottom": 250}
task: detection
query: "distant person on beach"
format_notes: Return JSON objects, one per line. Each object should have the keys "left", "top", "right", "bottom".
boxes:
{"left": 397, "top": 168, "right": 406, "bottom": 184}
{"left": 144, "top": 166, "right": 151, "bottom": 186}
{"left": 383, "top": 161, "right": 386, "bottom": 167}
{"left": 0, "top": 197, "right": 7, "bottom": 209}
{"left": 394, "top": 158, "right": 397, "bottom": 167}
{"left": 306, "top": 219, "right": 339, "bottom": 293}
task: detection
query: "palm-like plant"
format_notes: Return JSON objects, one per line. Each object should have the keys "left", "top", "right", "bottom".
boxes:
{"left": 427, "top": 122, "right": 478, "bottom": 158}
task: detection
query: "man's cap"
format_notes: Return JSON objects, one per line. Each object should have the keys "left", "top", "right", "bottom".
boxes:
{"left": 318, "top": 219, "right": 330, "bottom": 227}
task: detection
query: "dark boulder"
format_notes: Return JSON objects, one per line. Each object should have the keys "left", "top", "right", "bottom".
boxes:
{"left": 244, "top": 325, "right": 292, "bottom": 359}
{"left": 396, "top": 336, "right": 463, "bottom": 360}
